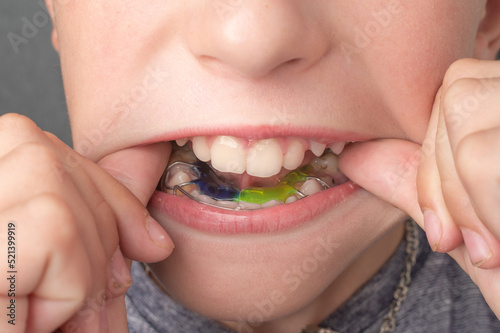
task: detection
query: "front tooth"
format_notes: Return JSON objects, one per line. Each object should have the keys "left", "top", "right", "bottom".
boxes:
{"left": 175, "top": 138, "right": 189, "bottom": 147}
{"left": 310, "top": 141, "right": 326, "bottom": 157}
{"left": 192, "top": 136, "right": 211, "bottom": 162}
{"left": 210, "top": 136, "right": 246, "bottom": 174}
{"left": 283, "top": 139, "right": 306, "bottom": 170}
{"left": 246, "top": 139, "right": 283, "bottom": 177}
{"left": 329, "top": 142, "right": 346, "bottom": 155}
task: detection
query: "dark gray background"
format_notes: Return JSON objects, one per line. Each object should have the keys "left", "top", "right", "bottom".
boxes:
{"left": 1, "top": 2, "right": 499, "bottom": 148}
{"left": 1, "top": 0, "right": 71, "bottom": 145}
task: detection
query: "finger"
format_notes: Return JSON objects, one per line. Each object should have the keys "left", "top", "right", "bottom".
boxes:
{"left": 59, "top": 290, "right": 105, "bottom": 333}
{"left": 43, "top": 133, "right": 120, "bottom": 257}
{"left": 86, "top": 145, "right": 174, "bottom": 262}
{"left": 440, "top": 60, "right": 500, "bottom": 156}
{"left": 97, "top": 142, "right": 172, "bottom": 206}
{"left": 0, "top": 114, "right": 46, "bottom": 157}
{"left": 0, "top": 143, "right": 117, "bottom": 331}
{"left": 0, "top": 195, "right": 92, "bottom": 333}
{"left": 44, "top": 134, "right": 174, "bottom": 262}
{"left": 338, "top": 139, "right": 423, "bottom": 226}
{"left": 0, "top": 116, "right": 127, "bottom": 330}
{"left": 103, "top": 295, "right": 129, "bottom": 333}
{"left": 64, "top": 253, "right": 132, "bottom": 333}
{"left": 417, "top": 88, "right": 463, "bottom": 252}
{"left": 447, "top": 244, "right": 500, "bottom": 316}
{"left": 443, "top": 76, "right": 500, "bottom": 153}
{"left": 437, "top": 96, "right": 500, "bottom": 269}
{"left": 0, "top": 142, "right": 115, "bottom": 263}
{"left": 442, "top": 59, "right": 500, "bottom": 88}
{"left": 442, "top": 75, "right": 500, "bottom": 240}
{"left": 456, "top": 126, "right": 500, "bottom": 240}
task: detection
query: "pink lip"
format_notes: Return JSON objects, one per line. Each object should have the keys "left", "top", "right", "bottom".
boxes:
{"left": 139, "top": 125, "right": 373, "bottom": 146}
{"left": 148, "top": 181, "right": 360, "bottom": 234}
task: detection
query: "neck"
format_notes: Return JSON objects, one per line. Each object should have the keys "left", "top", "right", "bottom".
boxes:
{"left": 222, "top": 223, "right": 406, "bottom": 333}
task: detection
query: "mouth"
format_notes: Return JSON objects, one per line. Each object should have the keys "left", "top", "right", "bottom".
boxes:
{"left": 149, "top": 134, "right": 361, "bottom": 234}
{"left": 160, "top": 135, "right": 349, "bottom": 210}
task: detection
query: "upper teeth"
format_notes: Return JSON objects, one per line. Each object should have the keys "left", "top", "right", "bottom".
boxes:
{"left": 175, "top": 136, "right": 346, "bottom": 178}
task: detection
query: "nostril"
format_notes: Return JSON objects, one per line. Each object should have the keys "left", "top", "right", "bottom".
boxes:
{"left": 281, "top": 58, "right": 304, "bottom": 70}
{"left": 198, "top": 54, "right": 306, "bottom": 78}
{"left": 186, "top": 2, "right": 330, "bottom": 79}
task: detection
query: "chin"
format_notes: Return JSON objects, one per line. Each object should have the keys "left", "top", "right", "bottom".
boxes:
{"left": 148, "top": 186, "right": 403, "bottom": 324}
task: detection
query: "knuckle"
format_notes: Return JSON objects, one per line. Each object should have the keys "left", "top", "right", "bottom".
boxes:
{"left": 446, "top": 77, "right": 480, "bottom": 99}
{"left": 26, "top": 194, "right": 79, "bottom": 246}
{"left": 13, "top": 142, "right": 65, "bottom": 178}
{"left": 442, "top": 58, "right": 479, "bottom": 87}
{"left": 442, "top": 77, "right": 483, "bottom": 123}
{"left": 0, "top": 113, "right": 39, "bottom": 135}
{"left": 14, "top": 142, "right": 59, "bottom": 164}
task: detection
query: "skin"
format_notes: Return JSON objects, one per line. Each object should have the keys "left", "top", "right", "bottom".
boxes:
{"left": 0, "top": 0, "right": 499, "bottom": 332}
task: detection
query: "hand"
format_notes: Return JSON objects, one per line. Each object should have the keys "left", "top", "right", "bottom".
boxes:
{"left": 338, "top": 59, "right": 500, "bottom": 316}
{"left": 0, "top": 114, "right": 174, "bottom": 333}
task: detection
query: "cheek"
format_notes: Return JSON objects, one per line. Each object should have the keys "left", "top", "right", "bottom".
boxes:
{"left": 355, "top": 1, "right": 484, "bottom": 143}
{"left": 54, "top": 2, "right": 182, "bottom": 153}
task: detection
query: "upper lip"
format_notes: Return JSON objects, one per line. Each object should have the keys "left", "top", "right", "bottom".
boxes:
{"left": 140, "top": 125, "right": 374, "bottom": 146}
{"left": 89, "top": 123, "right": 375, "bottom": 162}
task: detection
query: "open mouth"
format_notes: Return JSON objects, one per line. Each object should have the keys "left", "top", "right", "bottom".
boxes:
{"left": 158, "top": 135, "right": 350, "bottom": 211}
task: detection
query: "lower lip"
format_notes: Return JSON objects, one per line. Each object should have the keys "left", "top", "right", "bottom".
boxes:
{"left": 148, "top": 181, "right": 360, "bottom": 234}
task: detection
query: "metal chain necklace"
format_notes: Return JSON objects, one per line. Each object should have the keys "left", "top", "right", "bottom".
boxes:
{"left": 302, "top": 219, "right": 420, "bottom": 333}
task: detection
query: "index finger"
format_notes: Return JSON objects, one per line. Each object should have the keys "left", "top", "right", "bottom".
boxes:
{"left": 441, "top": 59, "right": 500, "bottom": 153}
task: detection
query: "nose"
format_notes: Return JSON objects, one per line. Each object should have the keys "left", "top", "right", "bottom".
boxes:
{"left": 186, "top": 1, "right": 330, "bottom": 78}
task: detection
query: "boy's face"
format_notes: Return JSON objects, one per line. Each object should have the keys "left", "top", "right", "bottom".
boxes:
{"left": 48, "top": 0, "right": 492, "bottom": 325}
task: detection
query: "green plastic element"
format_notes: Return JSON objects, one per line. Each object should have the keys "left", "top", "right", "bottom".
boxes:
{"left": 238, "top": 170, "right": 309, "bottom": 204}
{"left": 281, "top": 170, "right": 309, "bottom": 185}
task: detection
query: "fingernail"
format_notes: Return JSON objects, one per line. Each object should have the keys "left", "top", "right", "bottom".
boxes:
{"left": 111, "top": 247, "right": 133, "bottom": 290}
{"left": 146, "top": 216, "right": 175, "bottom": 249}
{"left": 461, "top": 228, "right": 492, "bottom": 267}
{"left": 423, "top": 210, "right": 442, "bottom": 251}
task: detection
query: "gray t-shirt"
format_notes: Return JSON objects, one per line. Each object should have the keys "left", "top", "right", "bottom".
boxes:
{"left": 126, "top": 226, "right": 500, "bottom": 332}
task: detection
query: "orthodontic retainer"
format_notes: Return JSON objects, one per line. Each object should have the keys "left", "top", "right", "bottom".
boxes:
{"left": 161, "top": 160, "right": 330, "bottom": 210}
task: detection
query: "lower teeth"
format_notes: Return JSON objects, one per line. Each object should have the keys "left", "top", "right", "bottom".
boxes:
{"left": 160, "top": 145, "right": 349, "bottom": 210}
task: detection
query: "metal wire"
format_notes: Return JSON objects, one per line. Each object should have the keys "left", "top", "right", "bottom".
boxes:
{"left": 160, "top": 160, "right": 331, "bottom": 210}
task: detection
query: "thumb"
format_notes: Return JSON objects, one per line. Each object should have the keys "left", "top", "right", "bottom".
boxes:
{"left": 338, "top": 140, "right": 424, "bottom": 227}
{"left": 96, "top": 141, "right": 174, "bottom": 262}
{"left": 98, "top": 142, "right": 172, "bottom": 206}
{"left": 104, "top": 294, "right": 130, "bottom": 333}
